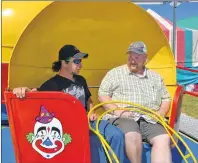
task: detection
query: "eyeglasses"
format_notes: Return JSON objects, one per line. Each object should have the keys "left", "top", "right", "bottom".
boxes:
{"left": 65, "top": 58, "right": 82, "bottom": 64}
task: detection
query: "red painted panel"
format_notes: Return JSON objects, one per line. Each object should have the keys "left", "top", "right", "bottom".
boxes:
{"left": 2, "top": 63, "right": 9, "bottom": 103}
{"left": 169, "top": 86, "right": 184, "bottom": 134}
{"left": 177, "top": 66, "right": 198, "bottom": 73}
{"left": 4, "top": 91, "right": 91, "bottom": 163}
{"left": 184, "top": 90, "right": 198, "bottom": 97}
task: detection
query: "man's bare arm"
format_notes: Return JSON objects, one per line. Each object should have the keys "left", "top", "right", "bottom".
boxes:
{"left": 157, "top": 101, "right": 171, "bottom": 118}
{"left": 88, "top": 98, "right": 94, "bottom": 109}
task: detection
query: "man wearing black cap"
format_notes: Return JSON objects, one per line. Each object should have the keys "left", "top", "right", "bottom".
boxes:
{"left": 39, "top": 44, "right": 90, "bottom": 110}
{"left": 13, "top": 45, "right": 91, "bottom": 113}
{"left": 13, "top": 44, "right": 125, "bottom": 163}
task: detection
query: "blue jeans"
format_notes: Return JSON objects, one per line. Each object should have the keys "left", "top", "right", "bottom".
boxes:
{"left": 89, "top": 120, "right": 126, "bottom": 163}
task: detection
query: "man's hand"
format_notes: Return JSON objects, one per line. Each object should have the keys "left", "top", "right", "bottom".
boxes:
{"left": 13, "top": 87, "right": 37, "bottom": 98}
{"left": 155, "top": 110, "right": 166, "bottom": 119}
{"left": 113, "top": 110, "right": 123, "bottom": 116}
{"left": 114, "top": 110, "right": 134, "bottom": 118}
{"left": 89, "top": 112, "right": 98, "bottom": 121}
{"left": 121, "top": 111, "right": 134, "bottom": 118}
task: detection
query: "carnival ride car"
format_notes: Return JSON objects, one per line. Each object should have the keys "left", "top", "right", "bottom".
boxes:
{"left": 2, "top": 1, "right": 198, "bottom": 163}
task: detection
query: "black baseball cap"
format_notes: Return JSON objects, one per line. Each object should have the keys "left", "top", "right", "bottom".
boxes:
{"left": 59, "top": 45, "right": 88, "bottom": 61}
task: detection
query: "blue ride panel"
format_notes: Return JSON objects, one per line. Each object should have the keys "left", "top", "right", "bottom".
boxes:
{"left": 1, "top": 103, "right": 8, "bottom": 125}
{"left": 2, "top": 127, "right": 198, "bottom": 163}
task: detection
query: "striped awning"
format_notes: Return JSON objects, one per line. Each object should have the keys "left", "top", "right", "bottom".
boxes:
{"left": 147, "top": 9, "right": 198, "bottom": 68}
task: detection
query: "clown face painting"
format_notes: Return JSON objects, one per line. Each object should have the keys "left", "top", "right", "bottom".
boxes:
{"left": 26, "top": 106, "right": 72, "bottom": 159}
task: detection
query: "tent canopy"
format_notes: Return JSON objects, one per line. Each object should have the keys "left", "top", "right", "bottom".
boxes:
{"left": 147, "top": 9, "right": 198, "bottom": 68}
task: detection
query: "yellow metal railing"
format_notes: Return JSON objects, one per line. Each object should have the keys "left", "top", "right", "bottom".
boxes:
{"left": 88, "top": 101, "right": 197, "bottom": 163}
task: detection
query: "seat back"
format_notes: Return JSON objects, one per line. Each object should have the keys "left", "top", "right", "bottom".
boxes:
{"left": 166, "top": 86, "right": 179, "bottom": 117}
{"left": 166, "top": 86, "right": 184, "bottom": 133}
{"left": 4, "top": 91, "right": 91, "bottom": 163}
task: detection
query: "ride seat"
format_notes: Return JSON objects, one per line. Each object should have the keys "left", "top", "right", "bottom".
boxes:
{"left": 4, "top": 91, "right": 91, "bottom": 163}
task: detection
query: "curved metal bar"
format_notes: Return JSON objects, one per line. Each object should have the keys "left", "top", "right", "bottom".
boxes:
{"left": 88, "top": 101, "right": 197, "bottom": 163}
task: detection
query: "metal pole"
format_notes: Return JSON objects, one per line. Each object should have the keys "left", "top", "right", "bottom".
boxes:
{"left": 172, "top": 0, "right": 177, "bottom": 57}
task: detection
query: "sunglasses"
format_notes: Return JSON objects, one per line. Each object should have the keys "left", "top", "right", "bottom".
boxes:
{"left": 73, "top": 59, "right": 82, "bottom": 64}
{"left": 66, "top": 58, "right": 82, "bottom": 64}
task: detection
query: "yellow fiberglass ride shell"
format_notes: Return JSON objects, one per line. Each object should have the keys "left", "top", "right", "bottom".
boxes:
{"left": 2, "top": 1, "right": 52, "bottom": 63}
{"left": 8, "top": 1, "right": 176, "bottom": 107}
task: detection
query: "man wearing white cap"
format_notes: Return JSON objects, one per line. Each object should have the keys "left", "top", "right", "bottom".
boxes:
{"left": 98, "top": 41, "right": 172, "bottom": 163}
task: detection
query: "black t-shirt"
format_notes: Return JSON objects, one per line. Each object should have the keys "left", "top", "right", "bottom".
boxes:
{"left": 38, "top": 75, "right": 91, "bottom": 111}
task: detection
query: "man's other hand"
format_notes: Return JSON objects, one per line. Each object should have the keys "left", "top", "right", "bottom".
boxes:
{"left": 89, "top": 113, "right": 98, "bottom": 121}
{"left": 13, "top": 87, "right": 37, "bottom": 98}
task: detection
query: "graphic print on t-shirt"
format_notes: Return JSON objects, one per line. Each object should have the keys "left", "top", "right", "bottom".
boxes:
{"left": 62, "top": 84, "right": 85, "bottom": 107}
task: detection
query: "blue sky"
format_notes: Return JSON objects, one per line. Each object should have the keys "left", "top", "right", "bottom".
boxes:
{"left": 140, "top": 2, "right": 198, "bottom": 21}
